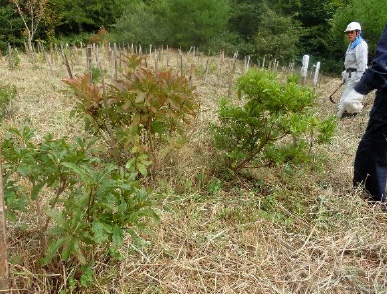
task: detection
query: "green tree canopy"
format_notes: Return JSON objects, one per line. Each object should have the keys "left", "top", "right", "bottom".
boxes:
{"left": 111, "top": 0, "right": 230, "bottom": 50}
{"left": 165, "top": 0, "right": 230, "bottom": 49}
{"left": 49, "top": 0, "right": 126, "bottom": 36}
{"left": 228, "top": 0, "right": 266, "bottom": 41}
{"left": 110, "top": 0, "right": 169, "bottom": 46}
{"left": 0, "top": 0, "right": 23, "bottom": 50}
{"left": 252, "top": 6, "right": 301, "bottom": 63}
{"left": 2, "top": 0, "right": 386, "bottom": 75}
{"left": 331, "top": 0, "right": 387, "bottom": 60}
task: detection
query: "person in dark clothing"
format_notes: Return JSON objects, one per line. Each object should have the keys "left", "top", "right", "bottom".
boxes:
{"left": 345, "top": 22, "right": 387, "bottom": 202}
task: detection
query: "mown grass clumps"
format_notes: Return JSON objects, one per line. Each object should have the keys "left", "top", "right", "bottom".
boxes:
{"left": 1, "top": 50, "right": 387, "bottom": 293}
{"left": 0, "top": 84, "right": 16, "bottom": 121}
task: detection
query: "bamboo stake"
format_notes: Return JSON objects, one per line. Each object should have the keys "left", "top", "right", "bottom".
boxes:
{"left": 0, "top": 150, "right": 9, "bottom": 292}
{"left": 228, "top": 52, "right": 238, "bottom": 97}
{"left": 114, "top": 50, "right": 118, "bottom": 81}
{"left": 155, "top": 54, "right": 159, "bottom": 75}
{"left": 53, "top": 43, "right": 59, "bottom": 64}
{"left": 113, "top": 43, "right": 118, "bottom": 68}
{"left": 86, "top": 45, "right": 92, "bottom": 69}
{"left": 95, "top": 44, "right": 99, "bottom": 66}
{"left": 39, "top": 42, "right": 53, "bottom": 73}
{"left": 189, "top": 63, "right": 195, "bottom": 86}
{"left": 7, "top": 45, "right": 12, "bottom": 70}
{"left": 61, "top": 45, "right": 73, "bottom": 79}
{"left": 49, "top": 42, "right": 54, "bottom": 65}
{"left": 204, "top": 58, "right": 210, "bottom": 81}
{"left": 217, "top": 51, "right": 224, "bottom": 86}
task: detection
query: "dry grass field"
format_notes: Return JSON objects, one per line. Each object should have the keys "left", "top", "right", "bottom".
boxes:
{"left": 1, "top": 48, "right": 387, "bottom": 294}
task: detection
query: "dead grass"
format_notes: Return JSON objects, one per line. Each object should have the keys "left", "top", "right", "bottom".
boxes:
{"left": 2, "top": 48, "right": 387, "bottom": 293}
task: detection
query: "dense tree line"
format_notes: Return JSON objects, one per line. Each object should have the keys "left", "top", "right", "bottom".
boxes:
{"left": 1, "top": 0, "right": 386, "bottom": 73}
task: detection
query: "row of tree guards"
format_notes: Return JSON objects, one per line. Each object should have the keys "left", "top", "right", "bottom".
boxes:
{"left": 5, "top": 43, "right": 321, "bottom": 89}
{"left": 0, "top": 45, "right": 321, "bottom": 292}
{"left": 301, "top": 54, "right": 321, "bottom": 86}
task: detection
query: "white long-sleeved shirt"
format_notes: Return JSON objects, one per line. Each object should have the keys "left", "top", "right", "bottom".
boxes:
{"left": 344, "top": 40, "right": 368, "bottom": 81}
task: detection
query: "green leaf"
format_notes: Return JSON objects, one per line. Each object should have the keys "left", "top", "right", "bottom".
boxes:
{"left": 46, "top": 209, "right": 67, "bottom": 229}
{"left": 80, "top": 266, "right": 94, "bottom": 287}
{"left": 136, "top": 162, "right": 148, "bottom": 176}
{"left": 17, "top": 166, "right": 30, "bottom": 177}
{"left": 127, "top": 228, "right": 144, "bottom": 246}
{"left": 92, "top": 221, "right": 109, "bottom": 244}
{"left": 42, "top": 237, "right": 66, "bottom": 265}
{"left": 61, "top": 162, "right": 92, "bottom": 183}
{"left": 129, "top": 207, "right": 159, "bottom": 223}
{"left": 112, "top": 224, "right": 123, "bottom": 247}
{"left": 62, "top": 237, "right": 75, "bottom": 261}
{"left": 150, "top": 120, "right": 166, "bottom": 134}
{"left": 31, "top": 181, "right": 46, "bottom": 200}
{"left": 74, "top": 238, "right": 87, "bottom": 264}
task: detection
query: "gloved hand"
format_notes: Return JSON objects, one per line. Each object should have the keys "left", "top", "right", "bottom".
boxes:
{"left": 336, "top": 107, "right": 345, "bottom": 119}
{"left": 343, "top": 89, "right": 364, "bottom": 113}
{"left": 341, "top": 70, "right": 347, "bottom": 84}
{"left": 353, "top": 72, "right": 362, "bottom": 83}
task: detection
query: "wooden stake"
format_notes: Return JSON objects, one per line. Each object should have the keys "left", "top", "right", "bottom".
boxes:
{"left": 180, "top": 54, "right": 183, "bottom": 77}
{"left": 61, "top": 46, "right": 73, "bottom": 79}
{"left": 189, "top": 63, "right": 195, "bottom": 86}
{"left": 86, "top": 45, "right": 92, "bottom": 72}
{"left": 0, "top": 150, "right": 9, "bottom": 292}
{"left": 7, "top": 45, "right": 12, "bottom": 70}
{"left": 228, "top": 52, "right": 238, "bottom": 97}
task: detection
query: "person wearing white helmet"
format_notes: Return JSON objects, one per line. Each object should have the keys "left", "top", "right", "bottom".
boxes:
{"left": 337, "top": 21, "right": 368, "bottom": 118}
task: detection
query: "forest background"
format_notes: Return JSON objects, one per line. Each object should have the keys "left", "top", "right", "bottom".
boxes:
{"left": 1, "top": 0, "right": 387, "bottom": 75}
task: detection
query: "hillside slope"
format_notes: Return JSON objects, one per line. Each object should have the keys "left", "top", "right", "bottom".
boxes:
{"left": 1, "top": 51, "right": 387, "bottom": 293}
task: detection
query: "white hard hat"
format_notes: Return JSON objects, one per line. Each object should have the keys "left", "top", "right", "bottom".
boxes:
{"left": 344, "top": 22, "right": 361, "bottom": 32}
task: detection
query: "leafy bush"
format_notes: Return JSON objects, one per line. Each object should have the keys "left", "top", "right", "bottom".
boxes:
{"left": 211, "top": 69, "right": 336, "bottom": 173}
{"left": 2, "top": 126, "right": 159, "bottom": 287}
{"left": 63, "top": 54, "right": 200, "bottom": 167}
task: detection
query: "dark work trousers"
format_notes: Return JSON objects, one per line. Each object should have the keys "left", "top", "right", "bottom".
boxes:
{"left": 353, "top": 112, "right": 387, "bottom": 202}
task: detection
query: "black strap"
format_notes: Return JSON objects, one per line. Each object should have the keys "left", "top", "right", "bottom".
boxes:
{"left": 346, "top": 68, "right": 357, "bottom": 78}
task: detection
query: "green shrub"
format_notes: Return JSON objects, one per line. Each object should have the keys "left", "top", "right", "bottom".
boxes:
{"left": 211, "top": 69, "right": 336, "bottom": 173}
{"left": 64, "top": 54, "right": 200, "bottom": 167}
{"left": 1, "top": 126, "right": 159, "bottom": 288}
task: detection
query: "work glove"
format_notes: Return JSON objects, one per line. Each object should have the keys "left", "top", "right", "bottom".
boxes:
{"left": 353, "top": 72, "right": 362, "bottom": 83}
{"left": 341, "top": 70, "right": 347, "bottom": 84}
{"left": 343, "top": 89, "right": 364, "bottom": 113}
{"left": 336, "top": 106, "right": 345, "bottom": 119}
